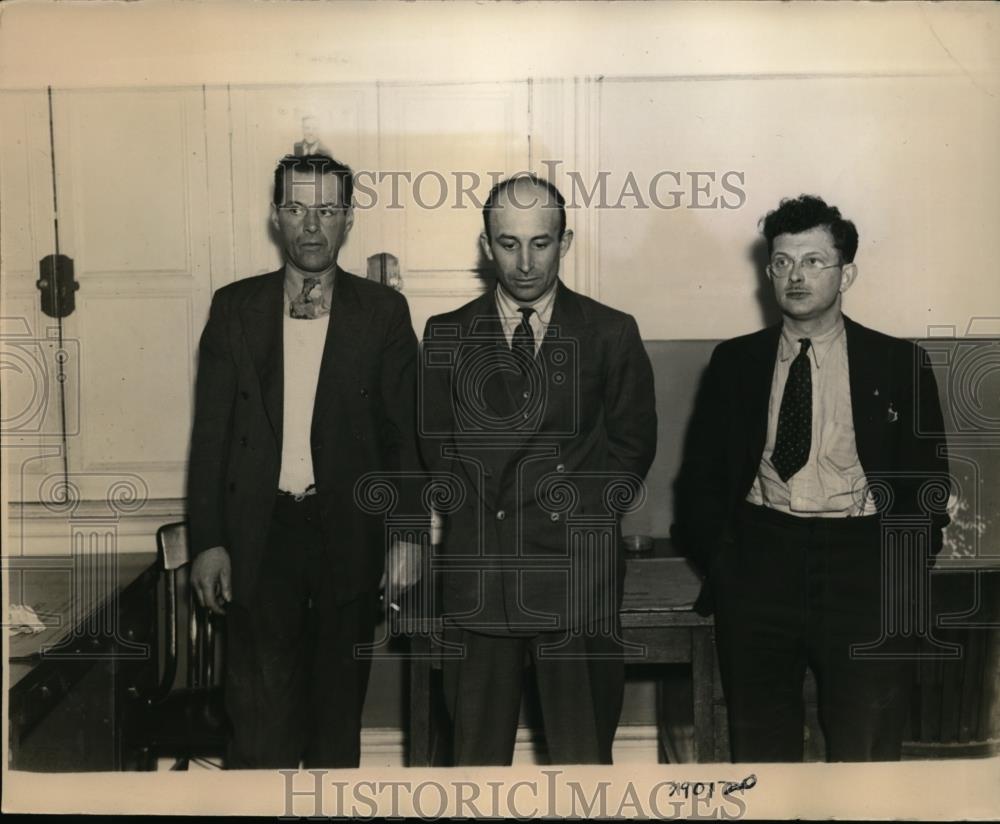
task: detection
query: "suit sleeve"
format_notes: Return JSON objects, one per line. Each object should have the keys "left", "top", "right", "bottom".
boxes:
{"left": 673, "top": 344, "right": 732, "bottom": 574}
{"left": 378, "top": 294, "right": 426, "bottom": 518}
{"left": 604, "top": 314, "right": 657, "bottom": 482}
{"left": 906, "top": 342, "right": 951, "bottom": 555}
{"left": 417, "top": 316, "right": 455, "bottom": 477}
{"left": 187, "top": 289, "right": 237, "bottom": 557}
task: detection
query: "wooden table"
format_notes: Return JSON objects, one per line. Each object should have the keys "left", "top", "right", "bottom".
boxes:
{"left": 7, "top": 552, "right": 159, "bottom": 771}
{"left": 404, "top": 542, "right": 719, "bottom": 765}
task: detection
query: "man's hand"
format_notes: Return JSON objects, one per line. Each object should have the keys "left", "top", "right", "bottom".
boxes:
{"left": 191, "top": 546, "right": 232, "bottom": 615}
{"left": 380, "top": 539, "right": 424, "bottom": 598}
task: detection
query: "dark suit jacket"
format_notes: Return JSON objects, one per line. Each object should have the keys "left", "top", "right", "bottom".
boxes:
{"left": 293, "top": 140, "right": 332, "bottom": 157}
{"left": 674, "top": 314, "right": 951, "bottom": 615}
{"left": 420, "top": 282, "right": 657, "bottom": 634}
{"left": 186, "top": 266, "right": 422, "bottom": 605}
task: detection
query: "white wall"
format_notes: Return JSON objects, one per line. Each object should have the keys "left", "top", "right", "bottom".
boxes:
{"left": 596, "top": 74, "right": 1000, "bottom": 339}
{"left": 5, "top": 2, "right": 996, "bottom": 341}
{"left": 3, "top": 3, "right": 997, "bottom": 86}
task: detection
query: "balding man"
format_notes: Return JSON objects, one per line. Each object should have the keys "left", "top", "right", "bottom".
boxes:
{"left": 419, "top": 175, "right": 657, "bottom": 765}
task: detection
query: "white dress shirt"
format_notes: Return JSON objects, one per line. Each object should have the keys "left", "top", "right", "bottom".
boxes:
{"left": 494, "top": 282, "right": 558, "bottom": 354}
{"left": 747, "top": 317, "right": 877, "bottom": 517}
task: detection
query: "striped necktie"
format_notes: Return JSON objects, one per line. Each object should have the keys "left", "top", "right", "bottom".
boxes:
{"left": 512, "top": 306, "right": 535, "bottom": 362}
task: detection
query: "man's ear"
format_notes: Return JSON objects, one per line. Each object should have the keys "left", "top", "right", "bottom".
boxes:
{"left": 559, "top": 229, "right": 574, "bottom": 258}
{"left": 840, "top": 262, "right": 858, "bottom": 293}
{"left": 344, "top": 206, "right": 355, "bottom": 234}
{"left": 479, "top": 232, "right": 494, "bottom": 261}
{"left": 270, "top": 203, "right": 280, "bottom": 232}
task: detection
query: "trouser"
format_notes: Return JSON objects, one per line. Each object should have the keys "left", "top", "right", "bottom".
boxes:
{"left": 442, "top": 624, "right": 625, "bottom": 766}
{"left": 224, "top": 492, "right": 377, "bottom": 769}
{"left": 714, "top": 502, "right": 914, "bottom": 762}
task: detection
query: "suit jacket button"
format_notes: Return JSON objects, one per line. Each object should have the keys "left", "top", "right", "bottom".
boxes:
{"left": 229, "top": 482, "right": 236, "bottom": 492}
{"left": 496, "top": 510, "right": 506, "bottom": 521}
{"left": 550, "top": 512, "right": 560, "bottom": 522}
{"left": 240, "top": 390, "right": 249, "bottom": 400}
{"left": 240, "top": 436, "right": 248, "bottom": 447}
{"left": 360, "top": 388, "right": 369, "bottom": 399}
{"left": 556, "top": 463, "right": 565, "bottom": 472}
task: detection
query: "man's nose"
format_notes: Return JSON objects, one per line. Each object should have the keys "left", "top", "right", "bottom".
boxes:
{"left": 517, "top": 247, "right": 532, "bottom": 273}
{"left": 303, "top": 208, "right": 320, "bottom": 232}
{"left": 787, "top": 261, "right": 806, "bottom": 282}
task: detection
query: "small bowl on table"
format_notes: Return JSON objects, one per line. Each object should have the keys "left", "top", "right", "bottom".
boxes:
{"left": 622, "top": 534, "right": 654, "bottom": 555}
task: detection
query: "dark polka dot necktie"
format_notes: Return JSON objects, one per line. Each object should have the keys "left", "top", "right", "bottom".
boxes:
{"left": 512, "top": 306, "right": 536, "bottom": 362}
{"left": 771, "top": 338, "right": 812, "bottom": 483}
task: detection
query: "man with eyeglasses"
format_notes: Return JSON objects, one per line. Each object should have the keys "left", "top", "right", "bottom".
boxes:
{"left": 676, "top": 194, "right": 950, "bottom": 762}
{"left": 186, "top": 154, "right": 423, "bottom": 767}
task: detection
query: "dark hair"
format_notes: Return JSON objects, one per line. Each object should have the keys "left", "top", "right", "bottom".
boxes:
{"left": 482, "top": 173, "right": 567, "bottom": 240}
{"left": 273, "top": 154, "right": 354, "bottom": 209}
{"left": 761, "top": 194, "right": 859, "bottom": 263}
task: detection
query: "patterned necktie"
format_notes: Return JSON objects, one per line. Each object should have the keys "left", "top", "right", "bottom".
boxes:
{"left": 771, "top": 338, "right": 812, "bottom": 483}
{"left": 289, "top": 276, "right": 328, "bottom": 319}
{"left": 512, "top": 306, "right": 535, "bottom": 361}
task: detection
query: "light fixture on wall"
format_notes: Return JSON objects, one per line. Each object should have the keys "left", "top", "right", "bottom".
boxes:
{"left": 367, "top": 252, "right": 404, "bottom": 292}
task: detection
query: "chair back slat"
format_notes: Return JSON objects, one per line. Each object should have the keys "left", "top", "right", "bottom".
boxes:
{"left": 188, "top": 590, "right": 201, "bottom": 689}
{"left": 204, "top": 615, "right": 216, "bottom": 686}
{"left": 156, "top": 569, "right": 180, "bottom": 697}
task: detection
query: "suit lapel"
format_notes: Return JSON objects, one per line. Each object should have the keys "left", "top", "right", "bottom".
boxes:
{"left": 472, "top": 292, "right": 517, "bottom": 424}
{"left": 452, "top": 291, "right": 511, "bottom": 496}
{"left": 492, "top": 283, "right": 587, "bottom": 477}
{"left": 844, "top": 315, "right": 882, "bottom": 468}
{"left": 742, "top": 325, "right": 781, "bottom": 468}
{"left": 534, "top": 282, "right": 589, "bottom": 436}
{"left": 311, "top": 267, "right": 373, "bottom": 435}
{"left": 241, "top": 270, "right": 285, "bottom": 447}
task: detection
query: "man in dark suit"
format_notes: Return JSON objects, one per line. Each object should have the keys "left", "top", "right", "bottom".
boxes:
{"left": 676, "top": 195, "right": 950, "bottom": 762}
{"left": 419, "top": 174, "right": 657, "bottom": 765}
{"left": 187, "top": 154, "right": 422, "bottom": 768}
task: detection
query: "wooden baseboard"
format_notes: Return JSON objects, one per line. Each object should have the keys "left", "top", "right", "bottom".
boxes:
{"left": 359, "top": 724, "right": 662, "bottom": 768}
{"left": 902, "top": 739, "right": 1000, "bottom": 760}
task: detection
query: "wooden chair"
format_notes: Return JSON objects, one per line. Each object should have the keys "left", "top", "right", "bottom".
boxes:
{"left": 132, "top": 521, "right": 229, "bottom": 770}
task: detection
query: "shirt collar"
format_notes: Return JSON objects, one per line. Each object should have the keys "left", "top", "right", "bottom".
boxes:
{"left": 778, "top": 315, "right": 845, "bottom": 368}
{"left": 494, "top": 280, "right": 558, "bottom": 328}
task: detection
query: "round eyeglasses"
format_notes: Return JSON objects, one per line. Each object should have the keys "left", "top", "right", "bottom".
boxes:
{"left": 767, "top": 254, "right": 843, "bottom": 279}
{"left": 278, "top": 203, "right": 345, "bottom": 221}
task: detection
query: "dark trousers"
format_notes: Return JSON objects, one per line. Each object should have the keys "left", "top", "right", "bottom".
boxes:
{"left": 442, "top": 625, "right": 625, "bottom": 766}
{"left": 714, "top": 502, "right": 914, "bottom": 762}
{"left": 224, "top": 493, "right": 377, "bottom": 769}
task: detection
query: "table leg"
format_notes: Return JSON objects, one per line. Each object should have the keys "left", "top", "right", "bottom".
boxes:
{"left": 408, "top": 635, "right": 433, "bottom": 767}
{"left": 692, "top": 626, "right": 715, "bottom": 763}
